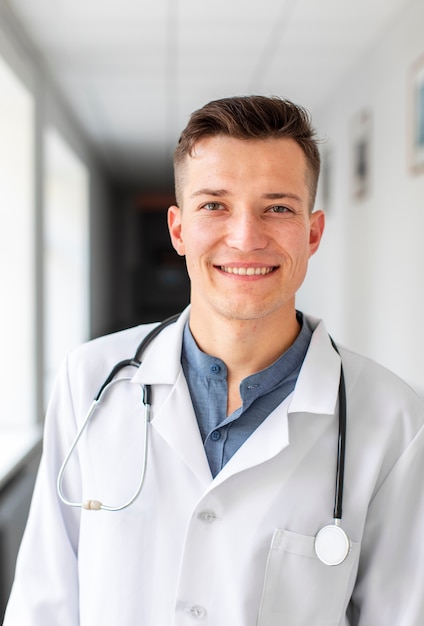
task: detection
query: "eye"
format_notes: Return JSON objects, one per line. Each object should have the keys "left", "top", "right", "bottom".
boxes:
{"left": 202, "top": 202, "right": 224, "bottom": 211}
{"left": 267, "top": 205, "right": 292, "bottom": 214}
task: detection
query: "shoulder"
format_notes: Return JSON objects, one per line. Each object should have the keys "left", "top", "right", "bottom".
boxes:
{"left": 70, "top": 323, "right": 159, "bottom": 364}
{"left": 303, "top": 313, "right": 424, "bottom": 427}
{"left": 64, "top": 322, "right": 160, "bottom": 395}
{"left": 338, "top": 344, "right": 424, "bottom": 429}
{"left": 339, "top": 344, "right": 420, "bottom": 398}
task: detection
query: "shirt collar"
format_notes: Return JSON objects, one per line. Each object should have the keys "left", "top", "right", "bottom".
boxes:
{"left": 182, "top": 323, "right": 227, "bottom": 380}
{"left": 181, "top": 312, "right": 313, "bottom": 405}
{"left": 131, "top": 308, "right": 341, "bottom": 417}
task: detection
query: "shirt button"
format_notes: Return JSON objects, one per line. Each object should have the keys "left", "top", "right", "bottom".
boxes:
{"left": 211, "top": 430, "right": 221, "bottom": 441}
{"left": 185, "top": 605, "right": 207, "bottom": 619}
{"left": 197, "top": 509, "right": 218, "bottom": 523}
{"left": 210, "top": 364, "right": 221, "bottom": 374}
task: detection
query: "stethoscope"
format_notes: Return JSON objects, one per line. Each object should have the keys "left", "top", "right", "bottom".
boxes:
{"left": 57, "top": 314, "right": 350, "bottom": 567}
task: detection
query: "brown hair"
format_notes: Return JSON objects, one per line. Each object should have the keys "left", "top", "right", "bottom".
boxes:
{"left": 173, "top": 95, "right": 321, "bottom": 210}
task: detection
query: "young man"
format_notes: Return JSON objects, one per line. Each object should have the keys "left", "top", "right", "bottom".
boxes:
{"left": 5, "top": 96, "right": 424, "bottom": 625}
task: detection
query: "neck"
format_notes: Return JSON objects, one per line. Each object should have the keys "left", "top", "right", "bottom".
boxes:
{"left": 188, "top": 306, "right": 301, "bottom": 414}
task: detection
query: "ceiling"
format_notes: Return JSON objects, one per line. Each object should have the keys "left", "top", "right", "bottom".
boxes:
{"left": 5, "top": 0, "right": 412, "bottom": 188}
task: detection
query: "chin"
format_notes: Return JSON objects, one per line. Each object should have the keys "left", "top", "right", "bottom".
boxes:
{"left": 214, "top": 299, "right": 285, "bottom": 322}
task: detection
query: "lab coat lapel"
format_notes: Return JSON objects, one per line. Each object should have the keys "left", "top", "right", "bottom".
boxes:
{"left": 211, "top": 397, "right": 291, "bottom": 488}
{"left": 129, "top": 312, "right": 340, "bottom": 491}
{"left": 151, "top": 373, "right": 213, "bottom": 487}
{"left": 210, "top": 317, "right": 341, "bottom": 489}
{"left": 130, "top": 307, "right": 212, "bottom": 487}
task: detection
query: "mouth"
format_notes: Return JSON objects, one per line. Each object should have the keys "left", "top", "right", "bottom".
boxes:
{"left": 218, "top": 265, "right": 277, "bottom": 276}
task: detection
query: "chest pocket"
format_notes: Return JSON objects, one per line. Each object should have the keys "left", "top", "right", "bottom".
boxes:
{"left": 257, "top": 529, "right": 360, "bottom": 626}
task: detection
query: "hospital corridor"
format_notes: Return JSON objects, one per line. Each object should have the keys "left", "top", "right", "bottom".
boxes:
{"left": 0, "top": 0, "right": 424, "bottom": 621}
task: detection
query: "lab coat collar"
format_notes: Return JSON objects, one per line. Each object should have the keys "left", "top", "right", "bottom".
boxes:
{"left": 130, "top": 306, "right": 190, "bottom": 386}
{"left": 130, "top": 307, "right": 213, "bottom": 486}
{"left": 288, "top": 316, "right": 341, "bottom": 416}
{"left": 131, "top": 308, "right": 341, "bottom": 416}
{"left": 129, "top": 309, "right": 341, "bottom": 486}
{"left": 212, "top": 318, "right": 341, "bottom": 487}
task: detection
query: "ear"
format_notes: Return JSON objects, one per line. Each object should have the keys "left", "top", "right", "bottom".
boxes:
{"left": 167, "top": 205, "right": 185, "bottom": 256}
{"left": 308, "top": 210, "right": 325, "bottom": 258}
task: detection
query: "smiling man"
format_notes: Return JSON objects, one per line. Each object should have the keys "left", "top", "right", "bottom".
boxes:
{"left": 5, "top": 96, "right": 424, "bottom": 626}
{"left": 168, "top": 132, "right": 324, "bottom": 415}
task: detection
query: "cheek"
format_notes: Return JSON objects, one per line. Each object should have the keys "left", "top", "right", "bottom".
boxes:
{"left": 183, "top": 222, "right": 215, "bottom": 255}
{"left": 180, "top": 228, "right": 218, "bottom": 283}
{"left": 182, "top": 250, "right": 204, "bottom": 288}
{"left": 281, "top": 228, "right": 311, "bottom": 261}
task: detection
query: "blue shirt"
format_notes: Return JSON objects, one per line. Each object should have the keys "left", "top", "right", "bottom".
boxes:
{"left": 181, "top": 312, "right": 312, "bottom": 477}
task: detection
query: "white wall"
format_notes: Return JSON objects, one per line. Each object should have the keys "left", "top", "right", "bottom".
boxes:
{"left": 0, "top": 5, "right": 114, "bottom": 419}
{"left": 297, "top": 0, "right": 424, "bottom": 395}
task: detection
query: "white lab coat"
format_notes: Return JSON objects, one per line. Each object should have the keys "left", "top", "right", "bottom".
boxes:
{"left": 4, "top": 308, "right": 424, "bottom": 625}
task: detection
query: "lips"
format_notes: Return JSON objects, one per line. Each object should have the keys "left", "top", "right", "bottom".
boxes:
{"left": 219, "top": 266, "right": 276, "bottom": 276}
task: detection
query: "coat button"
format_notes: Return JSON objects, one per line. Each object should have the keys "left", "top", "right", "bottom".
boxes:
{"left": 185, "top": 605, "right": 207, "bottom": 619}
{"left": 197, "top": 509, "right": 218, "bottom": 523}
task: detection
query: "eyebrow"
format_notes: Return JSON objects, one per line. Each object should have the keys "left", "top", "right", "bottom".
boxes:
{"left": 261, "top": 192, "right": 302, "bottom": 203}
{"left": 190, "top": 188, "right": 229, "bottom": 198}
{"left": 190, "top": 189, "right": 302, "bottom": 203}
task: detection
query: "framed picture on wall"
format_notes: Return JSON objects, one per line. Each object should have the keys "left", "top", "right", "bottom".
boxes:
{"left": 351, "top": 109, "right": 372, "bottom": 201}
{"left": 410, "top": 54, "right": 424, "bottom": 174}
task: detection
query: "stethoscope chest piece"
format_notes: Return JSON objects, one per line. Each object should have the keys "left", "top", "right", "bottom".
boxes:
{"left": 315, "top": 524, "right": 350, "bottom": 566}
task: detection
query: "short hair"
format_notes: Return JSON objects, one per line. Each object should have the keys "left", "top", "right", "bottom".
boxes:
{"left": 173, "top": 95, "right": 321, "bottom": 210}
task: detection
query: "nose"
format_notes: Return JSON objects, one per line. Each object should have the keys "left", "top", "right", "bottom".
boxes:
{"left": 225, "top": 211, "right": 268, "bottom": 251}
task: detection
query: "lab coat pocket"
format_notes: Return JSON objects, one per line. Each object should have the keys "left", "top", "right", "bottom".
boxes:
{"left": 257, "top": 528, "right": 359, "bottom": 626}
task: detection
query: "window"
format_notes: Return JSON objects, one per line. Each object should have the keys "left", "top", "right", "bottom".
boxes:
{"left": 43, "top": 128, "right": 90, "bottom": 403}
{"left": 0, "top": 55, "right": 35, "bottom": 427}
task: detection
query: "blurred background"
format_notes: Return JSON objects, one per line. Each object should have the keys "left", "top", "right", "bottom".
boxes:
{"left": 0, "top": 0, "right": 423, "bottom": 616}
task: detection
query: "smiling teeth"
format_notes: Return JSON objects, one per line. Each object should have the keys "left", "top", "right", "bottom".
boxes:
{"left": 220, "top": 266, "right": 273, "bottom": 275}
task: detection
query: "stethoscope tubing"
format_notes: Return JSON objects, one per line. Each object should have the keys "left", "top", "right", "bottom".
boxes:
{"left": 330, "top": 337, "right": 346, "bottom": 523}
{"left": 57, "top": 376, "right": 151, "bottom": 511}
{"left": 56, "top": 314, "right": 350, "bottom": 564}
{"left": 57, "top": 314, "right": 180, "bottom": 511}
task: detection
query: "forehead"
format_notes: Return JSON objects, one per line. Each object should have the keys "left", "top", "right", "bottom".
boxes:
{"left": 178, "top": 135, "right": 309, "bottom": 195}
{"left": 192, "top": 135, "right": 305, "bottom": 164}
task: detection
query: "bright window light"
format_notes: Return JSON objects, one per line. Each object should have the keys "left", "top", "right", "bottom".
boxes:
{"left": 44, "top": 128, "right": 90, "bottom": 403}
{"left": 0, "top": 56, "right": 35, "bottom": 427}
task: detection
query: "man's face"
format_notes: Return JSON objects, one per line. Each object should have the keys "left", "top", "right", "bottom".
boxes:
{"left": 168, "top": 135, "right": 324, "bottom": 324}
